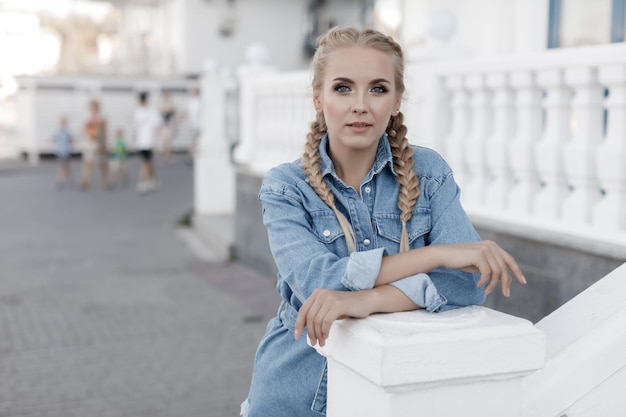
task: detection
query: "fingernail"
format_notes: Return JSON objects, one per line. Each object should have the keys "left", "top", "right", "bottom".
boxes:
{"left": 294, "top": 330, "right": 299, "bottom": 340}
{"left": 522, "top": 276, "right": 527, "bottom": 284}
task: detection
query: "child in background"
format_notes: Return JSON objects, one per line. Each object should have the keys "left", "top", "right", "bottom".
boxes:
{"left": 52, "top": 116, "right": 74, "bottom": 189}
{"left": 109, "top": 128, "right": 130, "bottom": 186}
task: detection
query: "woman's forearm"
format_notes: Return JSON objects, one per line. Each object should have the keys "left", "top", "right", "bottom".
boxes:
{"left": 375, "top": 245, "right": 441, "bottom": 287}
{"left": 363, "top": 285, "right": 421, "bottom": 314}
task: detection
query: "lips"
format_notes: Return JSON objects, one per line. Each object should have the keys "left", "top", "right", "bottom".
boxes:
{"left": 347, "top": 122, "right": 372, "bottom": 127}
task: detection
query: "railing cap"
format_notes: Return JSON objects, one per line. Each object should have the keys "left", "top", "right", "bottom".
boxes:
{"left": 315, "top": 306, "right": 545, "bottom": 388}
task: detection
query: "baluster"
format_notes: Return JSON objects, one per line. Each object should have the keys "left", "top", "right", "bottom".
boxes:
{"left": 442, "top": 75, "right": 471, "bottom": 192}
{"left": 463, "top": 74, "right": 492, "bottom": 207}
{"left": 534, "top": 69, "right": 572, "bottom": 220}
{"left": 484, "top": 72, "right": 514, "bottom": 210}
{"left": 562, "top": 68, "right": 604, "bottom": 225}
{"left": 594, "top": 65, "right": 626, "bottom": 230}
{"left": 507, "top": 71, "right": 542, "bottom": 215}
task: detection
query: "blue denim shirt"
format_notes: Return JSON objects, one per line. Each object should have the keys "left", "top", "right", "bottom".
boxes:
{"left": 260, "top": 133, "right": 486, "bottom": 315}
{"left": 242, "top": 133, "right": 486, "bottom": 417}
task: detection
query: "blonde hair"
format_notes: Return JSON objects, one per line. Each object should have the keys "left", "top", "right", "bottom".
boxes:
{"left": 301, "top": 27, "right": 419, "bottom": 253}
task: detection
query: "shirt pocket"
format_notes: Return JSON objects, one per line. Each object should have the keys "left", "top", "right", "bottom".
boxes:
{"left": 310, "top": 211, "right": 345, "bottom": 244}
{"left": 374, "top": 208, "right": 432, "bottom": 249}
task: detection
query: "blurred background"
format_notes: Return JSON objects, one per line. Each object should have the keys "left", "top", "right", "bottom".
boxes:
{"left": 0, "top": 0, "right": 622, "bottom": 157}
{"left": 1, "top": 1, "right": 625, "bottom": 416}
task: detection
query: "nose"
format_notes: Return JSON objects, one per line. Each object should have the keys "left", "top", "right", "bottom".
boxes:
{"left": 352, "top": 92, "right": 367, "bottom": 114}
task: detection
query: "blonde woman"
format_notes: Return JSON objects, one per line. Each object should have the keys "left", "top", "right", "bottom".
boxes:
{"left": 241, "top": 27, "right": 526, "bottom": 417}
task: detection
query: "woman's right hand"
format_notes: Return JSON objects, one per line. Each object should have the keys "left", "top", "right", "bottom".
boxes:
{"left": 433, "top": 240, "right": 526, "bottom": 297}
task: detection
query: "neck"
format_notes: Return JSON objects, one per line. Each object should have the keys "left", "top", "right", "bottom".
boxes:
{"left": 328, "top": 145, "right": 377, "bottom": 193}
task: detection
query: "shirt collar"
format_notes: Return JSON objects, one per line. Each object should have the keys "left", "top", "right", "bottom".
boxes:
{"left": 318, "top": 133, "right": 397, "bottom": 180}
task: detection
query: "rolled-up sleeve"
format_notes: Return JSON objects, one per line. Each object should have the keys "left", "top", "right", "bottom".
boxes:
{"left": 389, "top": 273, "right": 447, "bottom": 312}
{"left": 342, "top": 247, "right": 387, "bottom": 291}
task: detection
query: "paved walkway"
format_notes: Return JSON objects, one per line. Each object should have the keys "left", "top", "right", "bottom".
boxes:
{"left": 0, "top": 157, "right": 280, "bottom": 417}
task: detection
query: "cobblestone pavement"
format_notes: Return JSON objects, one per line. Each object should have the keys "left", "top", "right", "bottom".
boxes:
{"left": 0, "top": 157, "right": 280, "bottom": 417}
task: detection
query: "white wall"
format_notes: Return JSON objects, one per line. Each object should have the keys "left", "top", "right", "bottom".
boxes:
{"left": 174, "top": 0, "right": 366, "bottom": 75}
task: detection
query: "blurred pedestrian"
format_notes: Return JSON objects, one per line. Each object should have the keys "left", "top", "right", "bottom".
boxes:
{"left": 79, "top": 99, "right": 110, "bottom": 190}
{"left": 52, "top": 115, "right": 74, "bottom": 189}
{"left": 133, "top": 91, "right": 161, "bottom": 194}
{"left": 109, "top": 127, "right": 130, "bottom": 187}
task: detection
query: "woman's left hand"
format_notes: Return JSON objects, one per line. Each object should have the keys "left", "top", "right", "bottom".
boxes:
{"left": 294, "top": 289, "right": 372, "bottom": 347}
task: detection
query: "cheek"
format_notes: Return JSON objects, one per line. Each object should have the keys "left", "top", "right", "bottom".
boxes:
{"left": 322, "top": 101, "right": 344, "bottom": 121}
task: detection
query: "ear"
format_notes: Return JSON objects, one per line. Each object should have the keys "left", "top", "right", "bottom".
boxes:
{"left": 393, "top": 94, "right": 403, "bottom": 115}
{"left": 313, "top": 90, "right": 322, "bottom": 112}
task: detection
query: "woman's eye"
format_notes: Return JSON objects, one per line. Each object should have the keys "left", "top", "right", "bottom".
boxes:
{"left": 334, "top": 84, "right": 350, "bottom": 93}
{"left": 371, "top": 86, "right": 388, "bottom": 94}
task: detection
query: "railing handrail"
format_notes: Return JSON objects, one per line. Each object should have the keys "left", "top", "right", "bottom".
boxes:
{"left": 423, "top": 42, "right": 626, "bottom": 74}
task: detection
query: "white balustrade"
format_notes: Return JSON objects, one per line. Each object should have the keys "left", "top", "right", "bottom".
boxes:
{"left": 594, "top": 64, "right": 626, "bottom": 231}
{"left": 522, "top": 262, "right": 626, "bottom": 417}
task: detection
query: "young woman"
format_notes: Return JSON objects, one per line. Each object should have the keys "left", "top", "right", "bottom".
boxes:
{"left": 241, "top": 27, "right": 526, "bottom": 417}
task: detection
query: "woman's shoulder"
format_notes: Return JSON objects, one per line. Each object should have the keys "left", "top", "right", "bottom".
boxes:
{"left": 410, "top": 145, "right": 453, "bottom": 180}
{"left": 260, "top": 159, "right": 307, "bottom": 194}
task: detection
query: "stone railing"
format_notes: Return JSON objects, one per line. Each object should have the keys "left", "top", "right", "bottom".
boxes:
{"left": 405, "top": 43, "right": 626, "bottom": 258}
{"left": 314, "top": 262, "right": 626, "bottom": 417}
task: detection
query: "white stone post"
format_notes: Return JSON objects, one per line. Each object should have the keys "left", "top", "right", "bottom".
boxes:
{"left": 534, "top": 69, "right": 571, "bottom": 220}
{"left": 442, "top": 75, "right": 470, "bottom": 191}
{"left": 463, "top": 74, "right": 492, "bottom": 207}
{"left": 315, "top": 306, "right": 545, "bottom": 417}
{"left": 562, "top": 67, "right": 604, "bottom": 225}
{"left": 507, "top": 71, "right": 542, "bottom": 215}
{"left": 192, "top": 64, "right": 238, "bottom": 260}
{"left": 232, "top": 43, "right": 277, "bottom": 168}
{"left": 194, "top": 68, "right": 237, "bottom": 218}
{"left": 594, "top": 64, "right": 626, "bottom": 231}
{"left": 484, "top": 72, "right": 514, "bottom": 210}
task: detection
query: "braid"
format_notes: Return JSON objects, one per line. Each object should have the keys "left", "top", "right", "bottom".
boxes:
{"left": 301, "top": 112, "right": 356, "bottom": 252}
{"left": 387, "top": 111, "right": 419, "bottom": 252}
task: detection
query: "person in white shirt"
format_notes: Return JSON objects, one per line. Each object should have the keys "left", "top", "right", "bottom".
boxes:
{"left": 134, "top": 91, "right": 161, "bottom": 193}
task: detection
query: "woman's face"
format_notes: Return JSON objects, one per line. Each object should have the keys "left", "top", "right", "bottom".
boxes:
{"left": 314, "top": 46, "right": 402, "bottom": 156}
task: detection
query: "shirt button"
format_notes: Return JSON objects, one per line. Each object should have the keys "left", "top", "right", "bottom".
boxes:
{"left": 363, "top": 239, "right": 371, "bottom": 246}
{"left": 323, "top": 230, "right": 331, "bottom": 237}
{"left": 364, "top": 186, "right": 371, "bottom": 193}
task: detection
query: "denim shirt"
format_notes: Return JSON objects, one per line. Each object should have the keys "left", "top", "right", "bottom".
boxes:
{"left": 259, "top": 133, "right": 486, "bottom": 318}
{"left": 244, "top": 133, "right": 487, "bottom": 417}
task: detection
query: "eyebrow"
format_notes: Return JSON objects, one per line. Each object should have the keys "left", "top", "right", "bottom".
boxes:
{"left": 332, "top": 77, "right": 392, "bottom": 85}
